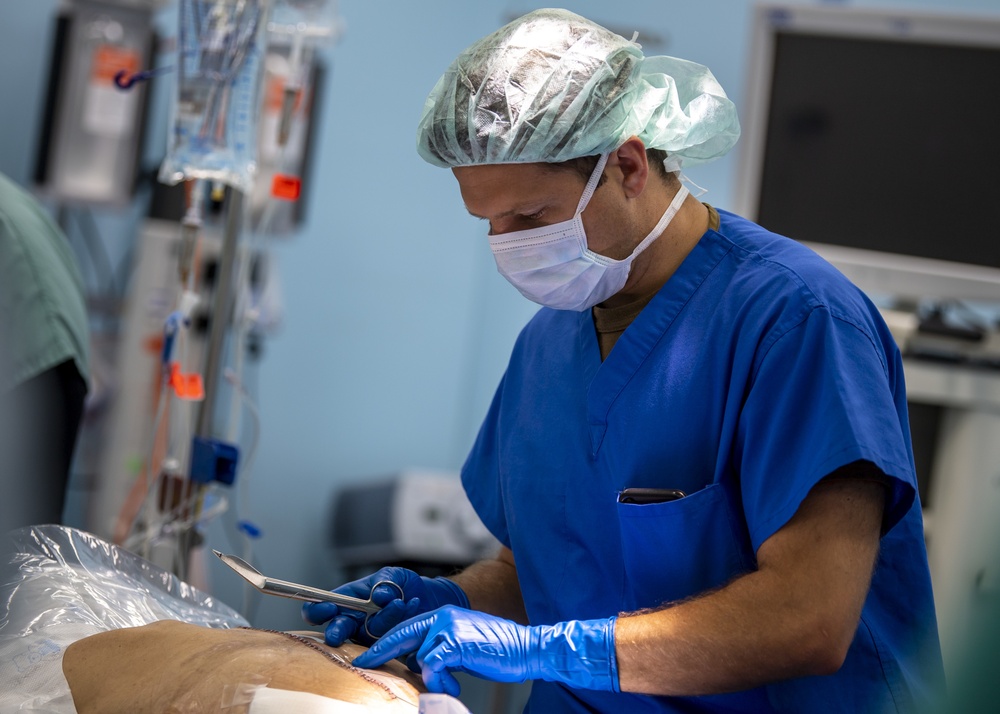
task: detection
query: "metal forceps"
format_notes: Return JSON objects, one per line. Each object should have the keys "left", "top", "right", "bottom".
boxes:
{"left": 213, "top": 550, "right": 404, "bottom": 640}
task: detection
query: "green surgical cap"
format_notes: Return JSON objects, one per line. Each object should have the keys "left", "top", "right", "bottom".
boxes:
{"left": 416, "top": 8, "right": 741, "bottom": 170}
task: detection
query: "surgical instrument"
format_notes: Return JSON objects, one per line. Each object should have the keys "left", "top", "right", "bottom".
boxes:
{"left": 213, "top": 550, "right": 403, "bottom": 639}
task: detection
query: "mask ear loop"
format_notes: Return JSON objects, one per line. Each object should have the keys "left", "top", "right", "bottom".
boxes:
{"left": 575, "top": 152, "right": 612, "bottom": 214}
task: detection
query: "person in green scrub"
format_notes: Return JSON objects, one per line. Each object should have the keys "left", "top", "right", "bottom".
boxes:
{"left": 0, "top": 170, "right": 89, "bottom": 531}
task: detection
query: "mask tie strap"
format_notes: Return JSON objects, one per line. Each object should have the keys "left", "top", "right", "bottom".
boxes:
{"left": 677, "top": 172, "right": 708, "bottom": 198}
{"left": 624, "top": 185, "right": 690, "bottom": 261}
{"left": 575, "top": 152, "right": 612, "bottom": 214}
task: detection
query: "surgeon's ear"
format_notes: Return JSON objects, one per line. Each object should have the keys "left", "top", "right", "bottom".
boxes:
{"left": 613, "top": 137, "right": 649, "bottom": 199}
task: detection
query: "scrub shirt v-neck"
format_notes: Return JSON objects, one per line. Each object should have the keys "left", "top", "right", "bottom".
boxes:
{"left": 592, "top": 205, "right": 721, "bottom": 360}
{"left": 462, "top": 209, "right": 943, "bottom": 713}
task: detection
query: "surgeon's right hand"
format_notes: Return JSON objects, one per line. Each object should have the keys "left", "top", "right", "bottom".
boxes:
{"left": 301, "top": 567, "right": 469, "bottom": 646}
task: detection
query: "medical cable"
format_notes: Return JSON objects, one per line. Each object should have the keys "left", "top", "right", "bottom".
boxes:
{"left": 213, "top": 108, "right": 300, "bottom": 609}
{"left": 126, "top": 182, "right": 209, "bottom": 559}
{"left": 131, "top": 375, "right": 169, "bottom": 558}
{"left": 222, "top": 365, "right": 263, "bottom": 615}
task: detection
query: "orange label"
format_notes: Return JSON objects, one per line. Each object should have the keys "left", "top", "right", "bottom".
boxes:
{"left": 92, "top": 44, "right": 140, "bottom": 84}
{"left": 168, "top": 363, "right": 205, "bottom": 401}
{"left": 272, "top": 174, "right": 301, "bottom": 201}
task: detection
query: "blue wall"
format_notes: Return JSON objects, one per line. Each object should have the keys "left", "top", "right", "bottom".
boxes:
{"left": 2, "top": 0, "right": 999, "bottom": 641}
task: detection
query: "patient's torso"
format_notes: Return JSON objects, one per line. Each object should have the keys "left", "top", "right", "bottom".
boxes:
{"left": 63, "top": 620, "right": 423, "bottom": 713}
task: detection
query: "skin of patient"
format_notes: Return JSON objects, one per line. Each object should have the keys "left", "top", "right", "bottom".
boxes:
{"left": 62, "top": 620, "right": 424, "bottom": 713}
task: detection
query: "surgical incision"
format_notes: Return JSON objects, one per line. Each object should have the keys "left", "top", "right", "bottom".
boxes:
{"left": 62, "top": 620, "right": 424, "bottom": 713}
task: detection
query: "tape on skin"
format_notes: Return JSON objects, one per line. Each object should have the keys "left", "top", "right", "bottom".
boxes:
{"left": 248, "top": 686, "right": 378, "bottom": 713}
{"left": 418, "top": 693, "right": 474, "bottom": 713}
{"left": 220, "top": 678, "right": 267, "bottom": 709}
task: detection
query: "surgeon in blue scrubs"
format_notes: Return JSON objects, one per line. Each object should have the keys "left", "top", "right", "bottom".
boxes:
{"left": 305, "top": 9, "right": 945, "bottom": 713}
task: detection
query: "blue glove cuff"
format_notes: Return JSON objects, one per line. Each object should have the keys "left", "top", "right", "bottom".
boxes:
{"left": 425, "top": 576, "right": 470, "bottom": 610}
{"left": 530, "top": 616, "right": 619, "bottom": 692}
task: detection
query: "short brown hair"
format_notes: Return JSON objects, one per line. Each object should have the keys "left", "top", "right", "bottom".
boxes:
{"left": 541, "top": 148, "right": 677, "bottom": 187}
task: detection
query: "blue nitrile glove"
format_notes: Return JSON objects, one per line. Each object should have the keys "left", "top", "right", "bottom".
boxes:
{"left": 352, "top": 605, "right": 619, "bottom": 697}
{"left": 301, "top": 567, "right": 469, "bottom": 646}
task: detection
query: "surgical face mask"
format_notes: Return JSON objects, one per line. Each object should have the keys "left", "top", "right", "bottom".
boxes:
{"left": 489, "top": 153, "right": 690, "bottom": 311}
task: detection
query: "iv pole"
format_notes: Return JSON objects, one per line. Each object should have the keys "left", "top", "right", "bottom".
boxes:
{"left": 172, "top": 188, "right": 243, "bottom": 578}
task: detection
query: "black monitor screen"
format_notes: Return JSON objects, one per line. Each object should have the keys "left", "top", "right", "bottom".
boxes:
{"left": 757, "top": 31, "right": 1000, "bottom": 269}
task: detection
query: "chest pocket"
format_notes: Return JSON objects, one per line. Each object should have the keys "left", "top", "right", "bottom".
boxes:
{"left": 617, "top": 483, "right": 752, "bottom": 610}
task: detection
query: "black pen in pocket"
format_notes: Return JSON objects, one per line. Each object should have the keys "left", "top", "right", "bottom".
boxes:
{"left": 617, "top": 487, "right": 686, "bottom": 504}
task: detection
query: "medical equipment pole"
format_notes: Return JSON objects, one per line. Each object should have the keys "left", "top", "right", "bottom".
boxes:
{"left": 196, "top": 189, "right": 244, "bottom": 440}
{"left": 171, "top": 188, "right": 243, "bottom": 575}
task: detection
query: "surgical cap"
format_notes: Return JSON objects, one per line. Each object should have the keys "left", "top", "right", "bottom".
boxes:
{"left": 416, "top": 8, "right": 741, "bottom": 170}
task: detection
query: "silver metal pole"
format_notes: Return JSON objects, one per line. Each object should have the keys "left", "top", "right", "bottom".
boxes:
{"left": 176, "top": 189, "right": 244, "bottom": 577}
{"left": 196, "top": 188, "right": 244, "bottom": 438}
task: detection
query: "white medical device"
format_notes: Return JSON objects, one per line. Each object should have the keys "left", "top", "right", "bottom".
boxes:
{"left": 35, "top": 0, "right": 158, "bottom": 205}
{"left": 332, "top": 470, "right": 499, "bottom": 574}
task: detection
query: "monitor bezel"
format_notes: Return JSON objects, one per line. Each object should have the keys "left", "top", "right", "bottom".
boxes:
{"left": 733, "top": 3, "right": 1000, "bottom": 303}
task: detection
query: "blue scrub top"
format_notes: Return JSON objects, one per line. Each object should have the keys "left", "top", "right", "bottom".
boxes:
{"left": 462, "top": 210, "right": 944, "bottom": 713}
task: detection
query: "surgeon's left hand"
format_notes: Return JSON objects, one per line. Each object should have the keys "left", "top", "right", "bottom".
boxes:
{"left": 351, "top": 605, "right": 619, "bottom": 697}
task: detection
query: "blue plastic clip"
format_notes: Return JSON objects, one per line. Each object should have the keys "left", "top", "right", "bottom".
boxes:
{"left": 190, "top": 437, "right": 240, "bottom": 485}
{"left": 162, "top": 311, "right": 190, "bottom": 366}
{"left": 237, "top": 520, "right": 263, "bottom": 539}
